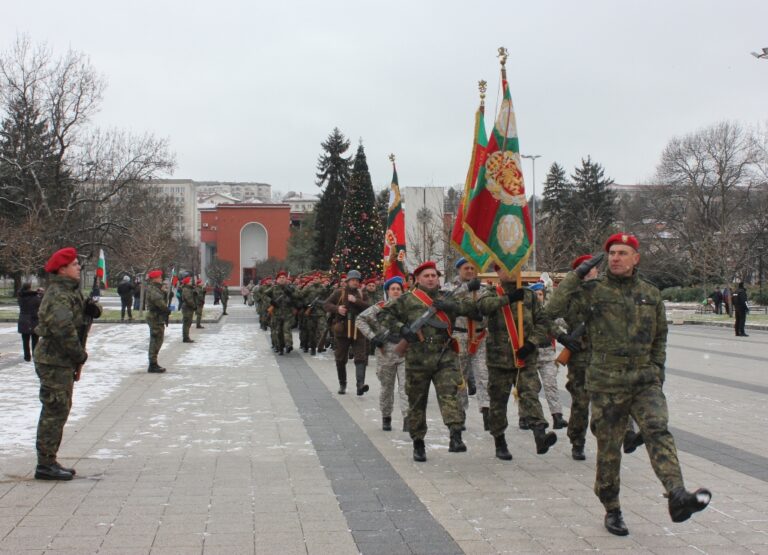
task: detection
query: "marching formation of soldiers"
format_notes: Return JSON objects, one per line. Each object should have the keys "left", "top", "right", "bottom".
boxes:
{"left": 32, "top": 231, "right": 712, "bottom": 537}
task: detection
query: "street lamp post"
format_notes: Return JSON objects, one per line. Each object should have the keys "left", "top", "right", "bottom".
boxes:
{"left": 521, "top": 154, "right": 541, "bottom": 270}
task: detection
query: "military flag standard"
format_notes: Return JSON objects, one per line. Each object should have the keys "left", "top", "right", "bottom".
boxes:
{"left": 463, "top": 50, "right": 533, "bottom": 273}
{"left": 96, "top": 249, "right": 108, "bottom": 287}
{"left": 382, "top": 156, "right": 408, "bottom": 282}
{"left": 451, "top": 81, "right": 491, "bottom": 269}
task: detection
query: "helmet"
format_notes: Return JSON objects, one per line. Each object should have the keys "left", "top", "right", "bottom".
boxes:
{"left": 347, "top": 270, "right": 362, "bottom": 281}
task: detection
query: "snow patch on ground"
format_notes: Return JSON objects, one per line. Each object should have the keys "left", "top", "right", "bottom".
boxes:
{"left": 175, "top": 324, "right": 260, "bottom": 368}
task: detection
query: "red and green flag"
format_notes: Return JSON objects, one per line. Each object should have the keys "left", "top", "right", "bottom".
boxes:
{"left": 96, "top": 249, "right": 108, "bottom": 287}
{"left": 451, "top": 86, "right": 490, "bottom": 269}
{"left": 463, "top": 64, "right": 533, "bottom": 274}
{"left": 382, "top": 158, "right": 407, "bottom": 282}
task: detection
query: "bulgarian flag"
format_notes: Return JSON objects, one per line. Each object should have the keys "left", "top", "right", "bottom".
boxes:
{"left": 382, "top": 157, "right": 407, "bottom": 282}
{"left": 96, "top": 249, "right": 108, "bottom": 287}
{"left": 451, "top": 83, "right": 490, "bottom": 269}
{"left": 463, "top": 61, "right": 533, "bottom": 274}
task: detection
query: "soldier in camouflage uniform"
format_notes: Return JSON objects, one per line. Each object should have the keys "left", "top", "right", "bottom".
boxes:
{"left": 33, "top": 247, "right": 101, "bottom": 480}
{"left": 194, "top": 279, "right": 206, "bottom": 328}
{"left": 257, "top": 279, "right": 272, "bottom": 330}
{"left": 180, "top": 276, "right": 197, "bottom": 342}
{"left": 145, "top": 269, "right": 170, "bottom": 373}
{"left": 477, "top": 266, "right": 565, "bottom": 461}
{"left": 380, "top": 261, "right": 478, "bottom": 462}
{"left": 301, "top": 275, "right": 328, "bottom": 355}
{"left": 555, "top": 233, "right": 711, "bottom": 536}
{"left": 323, "top": 270, "right": 370, "bottom": 394}
{"left": 443, "top": 258, "right": 489, "bottom": 430}
{"left": 220, "top": 281, "right": 229, "bottom": 315}
{"left": 356, "top": 276, "right": 409, "bottom": 432}
{"left": 266, "top": 271, "right": 297, "bottom": 354}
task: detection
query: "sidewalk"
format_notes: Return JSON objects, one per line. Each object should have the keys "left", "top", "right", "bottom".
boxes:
{"left": 0, "top": 306, "right": 766, "bottom": 554}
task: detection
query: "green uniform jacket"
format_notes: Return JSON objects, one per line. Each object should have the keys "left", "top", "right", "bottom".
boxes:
{"left": 477, "top": 283, "right": 552, "bottom": 368}
{"left": 556, "top": 270, "right": 667, "bottom": 392}
{"left": 302, "top": 283, "right": 328, "bottom": 317}
{"left": 34, "top": 274, "right": 87, "bottom": 367}
{"left": 266, "top": 284, "right": 298, "bottom": 318}
{"left": 195, "top": 285, "right": 206, "bottom": 307}
{"left": 181, "top": 284, "right": 197, "bottom": 312}
{"left": 379, "top": 284, "right": 476, "bottom": 371}
{"left": 145, "top": 282, "right": 170, "bottom": 325}
{"left": 545, "top": 276, "right": 593, "bottom": 364}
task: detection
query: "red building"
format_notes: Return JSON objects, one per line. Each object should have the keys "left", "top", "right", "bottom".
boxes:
{"left": 200, "top": 203, "right": 291, "bottom": 286}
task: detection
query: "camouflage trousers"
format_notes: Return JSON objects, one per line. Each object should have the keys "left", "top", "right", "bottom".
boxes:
{"left": 566, "top": 358, "right": 590, "bottom": 448}
{"left": 271, "top": 316, "right": 293, "bottom": 348}
{"left": 195, "top": 305, "right": 204, "bottom": 327}
{"left": 537, "top": 345, "right": 563, "bottom": 415}
{"left": 304, "top": 316, "right": 323, "bottom": 350}
{"left": 456, "top": 334, "right": 489, "bottom": 412}
{"left": 405, "top": 353, "right": 464, "bottom": 440}
{"left": 590, "top": 383, "right": 684, "bottom": 511}
{"left": 488, "top": 364, "right": 548, "bottom": 437}
{"left": 35, "top": 363, "right": 74, "bottom": 465}
{"left": 148, "top": 322, "right": 165, "bottom": 363}
{"left": 182, "top": 309, "right": 194, "bottom": 340}
{"left": 375, "top": 345, "right": 408, "bottom": 420}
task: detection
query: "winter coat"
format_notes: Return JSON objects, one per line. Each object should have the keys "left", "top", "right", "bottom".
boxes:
{"left": 17, "top": 290, "right": 42, "bottom": 334}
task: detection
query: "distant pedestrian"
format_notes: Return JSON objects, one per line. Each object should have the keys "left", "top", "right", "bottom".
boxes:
{"left": 722, "top": 286, "right": 732, "bottom": 317}
{"left": 220, "top": 281, "right": 229, "bottom": 315}
{"left": 733, "top": 282, "right": 749, "bottom": 337}
{"left": 117, "top": 275, "right": 134, "bottom": 321}
{"left": 241, "top": 283, "right": 250, "bottom": 304}
{"left": 213, "top": 284, "right": 221, "bottom": 305}
{"left": 133, "top": 278, "right": 142, "bottom": 310}
{"left": 17, "top": 283, "right": 43, "bottom": 362}
{"left": 145, "top": 270, "right": 170, "bottom": 373}
{"left": 711, "top": 289, "right": 723, "bottom": 315}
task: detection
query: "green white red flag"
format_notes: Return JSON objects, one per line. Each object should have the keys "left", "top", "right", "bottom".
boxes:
{"left": 463, "top": 66, "right": 533, "bottom": 274}
{"left": 382, "top": 160, "right": 407, "bottom": 282}
{"left": 451, "top": 89, "right": 490, "bottom": 269}
{"left": 96, "top": 249, "right": 107, "bottom": 287}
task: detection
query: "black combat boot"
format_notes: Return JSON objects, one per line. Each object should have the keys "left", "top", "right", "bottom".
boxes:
{"left": 448, "top": 430, "right": 467, "bottom": 453}
{"left": 481, "top": 407, "right": 490, "bottom": 431}
{"left": 571, "top": 443, "right": 586, "bottom": 461}
{"left": 148, "top": 362, "right": 166, "bottom": 373}
{"left": 382, "top": 416, "right": 392, "bottom": 431}
{"left": 53, "top": 461, "right": 76, "bottom": 475}
{"left": 494, "top": 434, "right": 513, "bottom": 461}
{"left": 196, "top": 324, "right": 205, "bottom": 329}
{"left": 278, "top": 347, "right": 284, "bottom": 355}
{"left": 552, "top": 413, "right": 568, "bottom": 429}
{"left": 604, "top": 509, "right": 629, "bottom": 536}
{"left": 413, "top": 439, "right": 427, "bottom": 462}
{"left": 285, "top": 345, "right": 293, "bottom": 354}
{"left": 467, "top": 376, "right": 476, "bottom": 396}
{"left": 302, "top": 346, "right": 308, "bottom": 353}
{"left": 668, "top": 487, "right": 712, "bottom": 522}
{"left": 310, "top": 347, "right": 316, "bottom": 355}
{"left": 183, "top": 338, "right": 194, "bottom": 343}
{"left": 35, "top": 464, "right": 73, "bottom": 481}
{"left": 623, "top": 431, "right": 644, "bottom": 454}
{"left": 518, "top": 416, "right": 530, "bottom": 430}
{"left": 354, "top": 362, "right": 368, "bottom": 395}
{"left": 402, "top": 420, "right": 409, "bottom": 433}
{"left": 532, "top": 426, "right": 557, "bottom": 455}
{"left": 337, "top": 362, "right": 347, "bottom": 394}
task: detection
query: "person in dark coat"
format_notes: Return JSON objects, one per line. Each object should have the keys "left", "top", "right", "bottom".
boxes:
{"left": 733, "top": 282, "right": 750, "bottom": 337}
{"left": 711, "top": 289, "right": 723, "bottom": 315}
{"left": 18, "top": 283, "right": 43, "bottom": 362}
{"left": 117, "top": 275, "right": 134, "bottom": 321}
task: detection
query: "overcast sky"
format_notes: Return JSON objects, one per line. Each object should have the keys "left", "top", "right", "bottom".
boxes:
{"left": 3, "top": 1, "right": 767, "bottom": 195}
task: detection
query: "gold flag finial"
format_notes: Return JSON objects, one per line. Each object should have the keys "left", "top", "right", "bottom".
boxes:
{"left": 388, "top": 153, "right": 395, "bottom": 164}
{"left": 497, "top": 46, "right": 508, "bottom": 67}
{"left": 478, "top": 80, "right": 487, "bottom": 104}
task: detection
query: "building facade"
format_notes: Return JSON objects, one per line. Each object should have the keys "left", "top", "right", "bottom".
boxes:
{"left": 145, "top": 179, "right": 198, "bottom": 243}
{"left": 403, "top": 186, "right": 446, "bottom": 274}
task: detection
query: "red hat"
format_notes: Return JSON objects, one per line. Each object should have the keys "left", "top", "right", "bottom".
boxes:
{"left": 571, "top": 255, "right": 593, "bottom": 270}
{"left": 44, "top": 247, "right": 78, "bottom": 273}
{"left": 196, "top": 278, "right": 203, "bottom": 285}
{"left": 604, "top": 233, "right": 639, "bottom": 252}
{"left": 182, "top": 276, "right": 191, "bottom": 285}
{"left": 414, "top": 260, "right": 441, "bottom": 277}
{"left": 276, "top": 270, "right": 287, "bottom": 279}
{"left": 147, "top": 269, "right": 162, "bottom": 279}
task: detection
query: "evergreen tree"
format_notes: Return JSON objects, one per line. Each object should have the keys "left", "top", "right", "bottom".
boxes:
{"left": 570, "top": 156, "right": 617, "bottom": 251}
{"left": 540, "top": 162, "right": 572, "bottom": 220}
{"left": 333, "top": 143, "right": 384, "bottom": 277}
{"left": 312, "top": 128, "right": 352, "bottom": 268}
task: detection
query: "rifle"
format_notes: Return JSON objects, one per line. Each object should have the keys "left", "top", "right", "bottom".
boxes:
{"left": 554, "top": 323, "right": 586, "bottom": 367}
{"left": 394, "top": 287, "right": 459, "bottom": 357}
{"left": 304, "top": 295, "right": 322, "bottom": 317}
{"left": 75, "top": 296, "right": 98, "bottom": 381}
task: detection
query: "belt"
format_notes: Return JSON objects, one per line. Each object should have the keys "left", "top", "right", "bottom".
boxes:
{"left": 593, "top": 352, "right": 651, "bottom": 365}
{"left": 453, "top": 327, "right": 485, "bottom": 333}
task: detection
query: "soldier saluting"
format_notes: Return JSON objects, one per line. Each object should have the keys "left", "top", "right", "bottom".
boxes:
{"left": 33, "top": 247, "right": 101, "bottom": 480}
{"left": 552, "top": 233, "right": 711, "bottom": 536}
{"left": 145, "top": 269, "right": 170, "bottom": 373}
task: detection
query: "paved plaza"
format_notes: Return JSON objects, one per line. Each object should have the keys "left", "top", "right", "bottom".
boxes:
{"left": 0, "top": 303, "right": 767, "bottom": 554}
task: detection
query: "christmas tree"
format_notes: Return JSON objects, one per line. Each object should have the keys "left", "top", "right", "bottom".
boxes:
{"left": 333, "top": 143, "right": 384, "bottom": 277}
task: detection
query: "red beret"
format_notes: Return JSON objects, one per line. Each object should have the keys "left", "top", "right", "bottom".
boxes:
{"left": 340, "top": 273, "right": 347, "bottom": 279}
{"left": 276, "top": 271, "right": 287, "bottom": 279}
{"left": 414, "top": 260, "right": 441, "bottom": 277}
{"left": 196, "top": 279, "right": 203, "bottom": 285}
{"left": 604, "top": 233, "right": 639, "bottom": 252}
{"left": 182, "top": 276, "right": 191, "bottom": 285}
{"left": 44, "top": 247, "right": 78, "bottom": 273}
{"left": 147, "top": 269, "right": 162, "bottom": 279}
{"left": 571, "top": 255, "right": 593, "bottom": 270}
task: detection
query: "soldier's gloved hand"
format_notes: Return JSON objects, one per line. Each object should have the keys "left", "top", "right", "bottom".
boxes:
{"left": 507, "top": 288, "right": 525, "bottom": 303}
{"left": 84, "top": 299, "right": 102, "bottom": 319}
{"left": 467, "top": 278, "right": 481, "bottom": 292}
{"left": 556, "top": 333, "right": 580, "bottom": 353}
{"left": 574, "top": 253, "right": 604, "bottom": 279}
{"left": 371, "top": 336, "right": 385, "bottom": 348}
{"left": 516, "top": 340, "right": 536, "bottom": 359}
{"left": 432, "top": 299, "right": 455, "bottom": 312}
{"left": 400, "top": 326, "right": 419, "bottom": 343}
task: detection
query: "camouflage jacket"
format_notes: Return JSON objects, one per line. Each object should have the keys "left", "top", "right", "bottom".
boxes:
{"left": 34, "top": 274, "right": 87, "bottom": 367}
{"left": 301, "top": 284, "right": 328, "bottom": 317}
{"left": 556, "top": 270, "right": 667, "bottom": 392}
{"left": 544, "top": 276, "right": 594, "bottom": 364}
{"left": 442, "top": 276, "right": 488, "bottom": 335}
{"left": 145, "top": 281, "right": 170, "bottom": 326}
{"left": 477, "top": 282, "right": 553, "bottom": 368}
{"left": 323, "top": 287, "right": 370, "bottom": 325}
{"left": 181, "top": 284, "right": 197, "bottom": 312}
{"left": 379, "top": 285, "right": 476, "bottom": 370}
{"left": 357, "top": 301, "right": 404, "bottom": 365}
{"left": 266, "top": 284, "right": 298, "bottom": 318}
{"left": 195, "top": 285, "right": 206, "bottom": 307}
